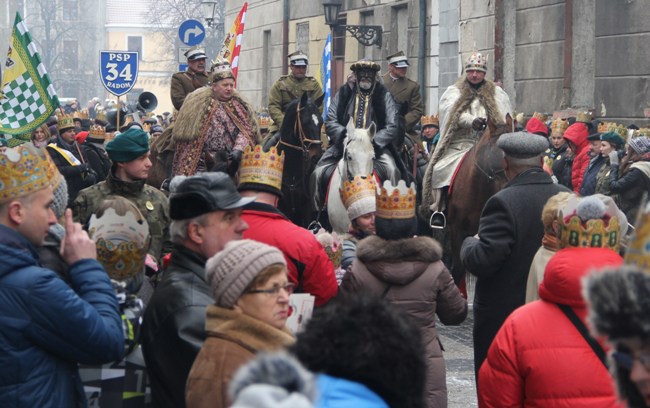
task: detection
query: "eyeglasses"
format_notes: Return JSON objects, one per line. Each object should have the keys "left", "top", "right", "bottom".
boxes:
{"left": 612, "top": 351, "right": 650, "bottom": 371}
{"left": 246, "top": 282, "right": 295, "bottom": 296}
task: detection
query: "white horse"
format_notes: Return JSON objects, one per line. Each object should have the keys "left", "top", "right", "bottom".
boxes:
{"left": 327, "top": 119, "right": 376, "bottom": 234}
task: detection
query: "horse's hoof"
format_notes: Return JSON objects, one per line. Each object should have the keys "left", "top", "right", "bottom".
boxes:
{"left": 429, "top": 211, "right": 447, "bottom": 229}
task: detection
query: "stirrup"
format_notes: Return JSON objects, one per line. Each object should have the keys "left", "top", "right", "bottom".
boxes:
{"left": 429, "top": 211, "right": 447, "bottom": 229}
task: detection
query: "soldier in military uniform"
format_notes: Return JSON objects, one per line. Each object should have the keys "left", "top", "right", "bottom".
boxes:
{"left": 267, "top": 51, "right": 324, "bottom": 135}
{"left": 170, "top": 46, "right": 209, "bottom": 111}
{"left": 382, "top": 51, "right": 423, "bottom": 143}
{"left": 73, "top": 127, "right": 172, "bottom": 265}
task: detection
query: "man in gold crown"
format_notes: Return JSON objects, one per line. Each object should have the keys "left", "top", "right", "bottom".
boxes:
{"left": 171, "top": 46, "right": 209, "bottom": 111}
{"left": 80, "top": 124, "right": 112, "bottom": 182}
{"left": 421, "top": 114, "right": 441, "bottom": 155}
{"left": 47, "top": 113, "right": 97, "bottom": 207}
{"left": 238, "top": 145, "right": 338, "bottom": 307}
{"left": 172, "top": 60, "right": 261, "bottom": 179}
{"left": 0, "top": 144, "right": 124, "bottom": 406}
{"left": 268, "top": 51, "right": 324, "bottom": 135}
{"left": 422, "top": 52, "right": 512, "bottom": 227}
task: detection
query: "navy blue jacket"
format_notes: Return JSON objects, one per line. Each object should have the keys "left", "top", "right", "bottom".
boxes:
{"left": 0, "top": 225, "right": 123, "bottom": 407}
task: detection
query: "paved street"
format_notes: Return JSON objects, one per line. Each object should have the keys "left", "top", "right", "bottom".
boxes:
{"left": 437, "top": 276, "right": 478, "bottom": 407}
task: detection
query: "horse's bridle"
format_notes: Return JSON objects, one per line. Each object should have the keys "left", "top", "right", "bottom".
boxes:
{"left": 278, "top": 103, "right": 322, "bottom": 153}
{"left": 474, "top": 159, "right": 505, "bottom": 182}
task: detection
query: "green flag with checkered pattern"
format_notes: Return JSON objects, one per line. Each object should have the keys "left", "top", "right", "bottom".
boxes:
{"left": 0, "top": 12, "right": 59, "bottom": 141}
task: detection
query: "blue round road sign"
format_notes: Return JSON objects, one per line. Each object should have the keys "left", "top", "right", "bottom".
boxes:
{"left": 179, "top": 19, "right": 206, "bottom": 46}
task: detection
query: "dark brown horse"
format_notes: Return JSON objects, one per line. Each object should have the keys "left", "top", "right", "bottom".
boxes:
{"left": 263, "top": 92, "right": 324, "bottom": 227}
{"left": 147, "top": 126, "right": 174, "bottom": 192}
{"left": 443, "top": 114, "right": 513, "bottom": 286}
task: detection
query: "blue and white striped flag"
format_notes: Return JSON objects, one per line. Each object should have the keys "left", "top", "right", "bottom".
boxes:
{"left": 319, "top": 34, "right": 331, "bottom": 120}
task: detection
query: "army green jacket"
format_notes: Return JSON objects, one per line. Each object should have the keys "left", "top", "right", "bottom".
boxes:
{"left": 170, "top": 70, "right": 209, "bottom": 111}
{"left": 268, "top": 73, "right": 324, "bottom": 133}
{"left": 382, "top": 72, "right": 423, "bottom": 134}
{"left": 73, "top": 170, "right": 172, "bottom": 263}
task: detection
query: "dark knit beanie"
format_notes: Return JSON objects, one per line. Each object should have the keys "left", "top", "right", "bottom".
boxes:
{"left": 205, "top": 239, "right": 287, "bottom": 308}
{"left": 105, "top": 127, "right": 150, "bottom": 162}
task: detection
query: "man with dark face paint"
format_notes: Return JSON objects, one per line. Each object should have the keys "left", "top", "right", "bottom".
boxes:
{"left": 312, "top": 60, "right": 400, "bottom": 210}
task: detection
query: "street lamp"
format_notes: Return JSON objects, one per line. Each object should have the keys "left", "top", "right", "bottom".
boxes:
{"left": 201, "top": 0, "right": 219, "bottom": 28}
{"left": 323, "top": 1, "right": 382, "bottom": 47}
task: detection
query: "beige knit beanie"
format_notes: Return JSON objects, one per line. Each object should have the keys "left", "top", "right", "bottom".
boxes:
{"left": 206, "top": 239, "right": 287, "bottom": 308}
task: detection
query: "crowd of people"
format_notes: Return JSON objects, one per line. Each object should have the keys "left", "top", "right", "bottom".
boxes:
{"left": 0, "top": 43, "right": 649, "bottom": 408}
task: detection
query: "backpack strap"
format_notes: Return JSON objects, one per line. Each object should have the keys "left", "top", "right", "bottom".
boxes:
{"left": 557, "top": 303, "right": 607, "bottom": 368}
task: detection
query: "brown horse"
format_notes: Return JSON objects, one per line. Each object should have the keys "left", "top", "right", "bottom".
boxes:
{"left": 442, "top": 115, "right": 513, "bottom": 286}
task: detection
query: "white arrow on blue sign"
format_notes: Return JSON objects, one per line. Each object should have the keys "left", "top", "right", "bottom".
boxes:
{"left": 179, "top": 19, "right": 206, "bottom": 46}
{"left": 99, "top": 51, "right": 139, "bottom": 97}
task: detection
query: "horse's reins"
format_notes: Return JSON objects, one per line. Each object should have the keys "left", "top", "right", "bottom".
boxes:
{"left": 278, "top": 103, "right": 322, "bottom": 153}
{"left": 471, "top": 127, "right": 505, "bottom": 182}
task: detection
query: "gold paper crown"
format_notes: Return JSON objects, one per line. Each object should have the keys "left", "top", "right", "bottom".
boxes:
{"left": 57, "top": 113, "right": 75, "bottom": 130}
{"left": 88, "top": 208, "right": 150, "bottom": 281}
{"left": 623, "top": 201, "right": 650, "bottom": 272}
{"left": 465, "top": 52, "right": 488, "bottom": 72}
{"left": 73, "top": 109, "right": 89, "bottom": 120}
{"left": 597, "top": 121, "right": 612, "bottom": 133}
{"left": 532, "top": 112, "right": 548, "bottom": 122}
{"left": 258, "top": 116, "right": 272, "bottom": 129}
{"left": 557, "top": 196, "right": 621, "bottom": 252}
{"left": 95, "top": 109, "right": 107, "bottom": 123}
{"left": 88, "top": 125, "right": 106, "bottom": 140}
{"left": 575, "top": 111, "right": 593, "bottom": 123}
{"left": 551, "top": 118, "right": 569, "bottom": 136}
{"left": 340, "top": 175, "right": 377, "bottom": 211}
{"left": 633, "top": 128, "right": 650, "bottom": 138}
{"left": 421, "top": 114, "right": 439, "bottom": 127}
{"left": 376, "top": 180, "right": 416, "bottom": 220}
{"left": 239, "top": 145, "right": 285, "bottom": 191}
{"left": 0, "top": 144, "right": 60, "bottom": 203}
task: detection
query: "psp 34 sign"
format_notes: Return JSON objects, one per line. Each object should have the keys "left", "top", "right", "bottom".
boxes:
{"left": 100, "top": 51, "right": 139, "bottom": 96}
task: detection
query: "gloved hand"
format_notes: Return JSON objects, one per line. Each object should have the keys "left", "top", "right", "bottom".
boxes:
{"left": 228, "top": 149, "right": 243, "bottom": 163}
{"left": 333, "top": 129, "right": 346, "bottom": 150}
{"left": 77, "top": 163, "right": 90, "bottom": 174}
{"left": 472, "top": 117, "right": 487, "bottom": 131}
{"left": 609, "top": 150, "right": 620, "bottom": 166}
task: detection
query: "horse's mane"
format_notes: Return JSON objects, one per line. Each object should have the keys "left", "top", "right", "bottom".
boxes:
{"left": 279, "top": 98, "right": 301, "bottom": 137}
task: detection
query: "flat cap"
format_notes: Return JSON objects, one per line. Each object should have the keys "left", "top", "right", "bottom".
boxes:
{"left": 169, "top": 172, "right": 254, "bottom": 220}
{"left": 497, "top": 131, "right": 549, "bottom": 159}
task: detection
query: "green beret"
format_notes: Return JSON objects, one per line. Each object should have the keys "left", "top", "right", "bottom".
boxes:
{"left": 600, "top": 132, "right": 626, "bottom": 148}
{"left": 105, "top": 127, "right": 150, "bottom": 162}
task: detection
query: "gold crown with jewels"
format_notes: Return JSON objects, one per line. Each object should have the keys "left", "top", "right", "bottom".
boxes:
{"left": 89, "top": 125, "right": 107, "bottom": 140}
{"left": 340, "top": 175, "right": 377, "bottom": 220}
{"left": 557, "top": 195, "right": 622, "bottom": 252}
{"left": 551, "top": 117, "right": 569, "bottom": 136}
{"left": 57, "top": 113, "right": 76, "bottom": 131}
{"left": 239, "top": 145, "right": 285, "bottom": 191}
{"left": 88, "top": 207, "right": 151, "bottom": 281}
{"left": 532, "top": 112, "right": 549, "bottom": 122}
{"left": 421, "top": 114, "right": 439, "bottom": 127}
{"left": 465, "top": 52, "right": 488, "bottom": 73}
{"left": 376, "top": 180, "right": 417, "bottom": 220}
{"left": 0, "top": 144, "right": 60, "bottom": 204}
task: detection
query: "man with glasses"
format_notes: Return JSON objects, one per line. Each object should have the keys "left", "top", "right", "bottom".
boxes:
{"left": 141, "top": 172, "right": 252, "bottom": 408}
{"left": 237, "top": 145, "right": 338, "bottom": 307}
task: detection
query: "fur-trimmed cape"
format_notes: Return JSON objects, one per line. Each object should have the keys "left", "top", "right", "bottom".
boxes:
{"left": 172, "top": 87, "right": 261, "bottom": 144}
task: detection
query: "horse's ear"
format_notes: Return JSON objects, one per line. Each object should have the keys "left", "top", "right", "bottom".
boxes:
{"left": 346, "top": 117, "right": 355, "bottom": 134}
{"left": 368, "top": 121, "right": 376, "bottom": 136}
{"left": 505, "top": 113, "right": 513, "bottom": 131}
{"left": 314, "top": 93, "right": 325, "bottom": 108}
{"left": 300, "top": 92, "right": 309, "bottom": 107}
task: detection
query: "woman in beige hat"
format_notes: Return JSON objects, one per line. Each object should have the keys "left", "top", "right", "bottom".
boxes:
{"left": 185, "top": 239, "right": 295, "bottom": 408}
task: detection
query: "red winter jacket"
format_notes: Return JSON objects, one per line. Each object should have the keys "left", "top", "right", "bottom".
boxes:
{"left": 242, "top": 203, "right": 338, "bottom": 307}
{"left": 563, "top": 122, "right": 590, "bottom": 192}
{"left": 479, "top": 247, "right": 624, "bottom": 408}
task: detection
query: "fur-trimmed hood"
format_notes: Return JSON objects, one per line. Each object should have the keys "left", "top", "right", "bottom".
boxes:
{"left": 205, "top": 304, "right": 295, "bottom": 352}
{"left": 356, "top": 235, "right": 443, "bottom": 285}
